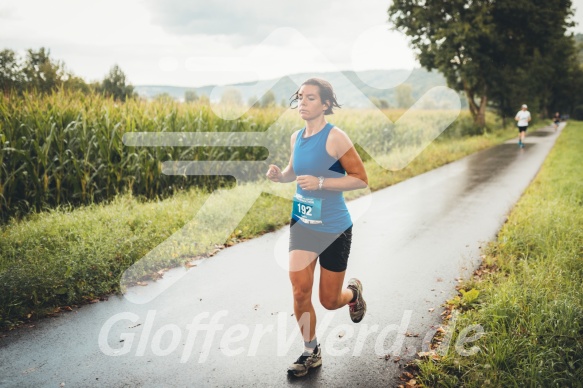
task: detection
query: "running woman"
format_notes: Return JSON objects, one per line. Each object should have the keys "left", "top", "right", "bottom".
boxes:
{"left": 266, "top": 78, "right": 368, "bottom": 377}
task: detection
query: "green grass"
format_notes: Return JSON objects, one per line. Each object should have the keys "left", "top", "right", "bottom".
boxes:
{"left": 0, "top": 110, "right": 519, "bottom": 329}
{"left": 416, "top": 121, "right": 583, "bottom": 387}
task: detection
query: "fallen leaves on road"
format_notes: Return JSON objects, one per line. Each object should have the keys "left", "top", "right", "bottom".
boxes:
{"left": 418, "top": 351, "right": 441, "bottom": 361}
{"left": 397, "top": 363, "right": 423, "bottom": 388}
{"left": 209, "top": 249, "right": 222, "bottom": 257}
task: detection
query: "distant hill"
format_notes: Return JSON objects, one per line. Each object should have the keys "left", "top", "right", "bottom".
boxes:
{"left": 135, "top": 68, "right": 467, "bottom": 109}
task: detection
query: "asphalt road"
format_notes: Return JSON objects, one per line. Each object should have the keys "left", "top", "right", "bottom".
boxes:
{"left": 0, "top": 124, "right": 564, "bottom": 388}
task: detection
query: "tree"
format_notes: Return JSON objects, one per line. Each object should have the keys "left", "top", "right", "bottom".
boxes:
{"left": 22, "top": 48, "right": 67, "bottom": 94}
{"left": 576, "top": 34, "right": 583, "bottom": 63}
{"left": 489, "top": 1, "right": 577, "bottom": 119}
{"left": 154, "top": 93, "right": 174, "bottom": 103}
{"left": 101, "top": 64, "right": 135, "bottom": 102}
{"left": 369, "top": 96, "right": 390, "bottom": 109}
{"left": 63, "top": 74, "right": 90, "bottom": 93}
{"left": 198, "top": 94, "right": 210, "bottom": 105}
{"left": 184, "top": 89, "right": 199, "bottom": 102}
{"left": 220, "top": 87, "right": 243, "bottom": 106}
{"left": 395, "top": 84, "right": 414, "bottom": 108}
{"left": 388, "top": 0, "right": 575, "bottom": 127}
{"left": 260, "top": 90, "right": 276, "bottom": 108}
{"left": 0, "top": 49, "right": 24, "bottom": 94}
{"left": 3, "top": 47, "right": 87, "bottom": 95}
{"left": 546, "top": 34, "right": 583, "bottom": 118}
{"left": 248, "top": 95, "right": 260, "bottom": 108}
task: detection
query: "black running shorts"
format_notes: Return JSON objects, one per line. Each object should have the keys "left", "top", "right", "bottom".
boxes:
{"left": 518, "top": 126, "right": 528, "bottom": 132}
{"left": 289, "top": 219, "right": 352, "bottom": 272}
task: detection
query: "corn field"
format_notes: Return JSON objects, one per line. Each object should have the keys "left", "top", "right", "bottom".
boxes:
{"left": 0, "top": 91, "right": 286, "bottom": 220}
{"left": 0, "top": 89, "right": 472, "bottom": 221}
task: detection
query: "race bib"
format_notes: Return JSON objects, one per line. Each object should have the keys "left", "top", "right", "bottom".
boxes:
{"left": 292, "top": 193, "right": 323, "bottom": 224}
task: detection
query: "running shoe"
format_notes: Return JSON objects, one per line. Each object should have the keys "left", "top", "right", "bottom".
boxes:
{"left": 347, "top": 278, "right": 367, "bottom": 323}
{"left": 287, "top": 345, "right": 322, "bottom": 377}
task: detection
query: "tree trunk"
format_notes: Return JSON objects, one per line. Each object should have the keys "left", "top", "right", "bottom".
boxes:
{"left": 464, "top": 84, "right": 488, "bottom": 128}
{"left": 465, "top": 89, "right": 479, "bottom": 120}
{"left": 467, "top": 95, "right": 487, "bottom": 128}
{"left": 476, "top": 94, "right": 487, "bottom": 128}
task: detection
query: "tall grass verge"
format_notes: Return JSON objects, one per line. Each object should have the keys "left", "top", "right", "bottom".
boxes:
{"left": 416, "top": 121, "right": 583, "bottom": 387}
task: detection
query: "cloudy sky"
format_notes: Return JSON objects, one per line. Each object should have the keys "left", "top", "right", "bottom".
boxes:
{"left": 1, "top": 0, "right": 582, "bottom": 87}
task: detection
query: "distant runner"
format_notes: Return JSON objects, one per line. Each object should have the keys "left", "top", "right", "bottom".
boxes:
{"left": 266, "top": 78, "right": 368, "bottom": 377}
{"left": 515, "top": 104, "right": 531, "bottom": 148}
{"left": 553, "top": 112, "right": 560, "bottom": 132}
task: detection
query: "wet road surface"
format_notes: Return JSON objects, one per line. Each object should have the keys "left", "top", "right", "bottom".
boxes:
{"left": 0, "top": 125, "right": 564, "bottom": 387}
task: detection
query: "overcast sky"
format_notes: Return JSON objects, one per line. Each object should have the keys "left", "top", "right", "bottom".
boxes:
{"left": 1, "top": 0, "right": 582, "bottom": 87}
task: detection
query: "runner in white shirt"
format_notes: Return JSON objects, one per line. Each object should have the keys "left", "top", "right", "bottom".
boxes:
{"left": 515, "top": 104, "right": 531, "bottom": 148}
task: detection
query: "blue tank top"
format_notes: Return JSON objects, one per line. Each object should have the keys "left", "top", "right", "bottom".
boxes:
{"left": 292, "top": 123, "right": 352, "bottom": 233}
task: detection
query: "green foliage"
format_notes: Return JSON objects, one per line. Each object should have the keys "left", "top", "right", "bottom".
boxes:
{"left": 220, "top": 87, "right": 243, "bottom": 106}
{"left": 546, "top": 34, "right": 583, "bottom": 118}
{"left": 184, "top": 89, "right": 198, "bottom": 103}
{"left": 573, "top": 105, "right": 583, "bottom": 120}
{"left": 0, "top": 190, "right": 207, "bottom": 328}
{"left": 0, "top": 49, "right": 24, "bottom": 94}
{"left": 448, "top": 288, "right": 480, "bottom": 310}
{"left": 369, "top": 96, "right": 390, "bottom": 109}
{"left": 198, "top": 94, "right": 210, "bottom": 105}
{"left": 0, "top": 47, "right": 89, "bottom": 95}
{"left": 575, "top": 33, "right": 583, "bottom": 63}
{"left": 22, "top": 48, "right": 65, "bottom": 94}
{"left": 154, "top": 92, "right": 174, "bottom": 103}
{"left": 0, "top": 47, "right": 135, "bottom": 98}
{"left": 260, "top": 90, "right": 276, "bottom": 108}
{"left": 395, "top": 83, "right": 414, "bottom": 108}
{"left": 100, "top": 64, "right": 135, "bottom": 102}
{"left": 388, "top": 0, "right": 582, "bottom": 123}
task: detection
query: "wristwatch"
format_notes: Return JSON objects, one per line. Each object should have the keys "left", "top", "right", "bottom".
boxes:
{"left": 318, "top": 176, "right": 325, "bottom": 190}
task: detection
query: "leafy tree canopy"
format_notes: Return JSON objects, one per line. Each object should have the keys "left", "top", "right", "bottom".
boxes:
{"left": 388, "top": 0, "right": 579, "bottom": 126}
